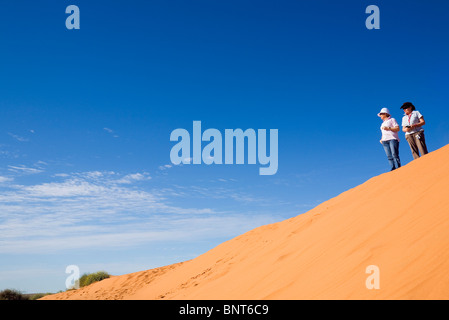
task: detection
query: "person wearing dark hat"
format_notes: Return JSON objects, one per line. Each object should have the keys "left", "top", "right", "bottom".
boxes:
{"left": 401, "top": 102, "right": 428, "bottom": 159}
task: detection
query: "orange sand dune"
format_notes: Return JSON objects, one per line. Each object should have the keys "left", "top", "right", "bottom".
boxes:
{"left": 42, "top": 144, "right": 449, "bottom": 300}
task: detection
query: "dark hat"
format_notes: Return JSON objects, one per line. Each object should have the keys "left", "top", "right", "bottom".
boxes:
{"left": 400, "top": 102, "right": 415, "bottom": 110}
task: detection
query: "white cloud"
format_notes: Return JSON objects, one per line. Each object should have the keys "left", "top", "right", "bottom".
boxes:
{"left": 21, "top": 179, "right": 107, "bottom": 197}
{"left": 0, "top": 171, "right": 239, "bottom": 254}
{"left": 103, "top": 127, "right": 119, "bottom": 138}
{"left": 8, "top": 132, "right": 29, "bottom": 142}
{"left": 115, "top": 173, "right": 151, "bottom": 184}
{"left": 0, "top": 213, "right": 275, "bottom": 254}
{"left": 0, "top": 176, "right": 13, "bottom": 183}
{"left": 0, "top": 169, "right": 285, "bottom": 255}
{"left": 53, "top": 173, "right": 70, "bottom": 178}
{"left": 8, "top": 165, "right": 44, "bottom": 174}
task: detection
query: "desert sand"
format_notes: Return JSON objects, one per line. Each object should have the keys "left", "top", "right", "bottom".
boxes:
{"left": 42, "top": 144, "right": 449, "bottom": 300}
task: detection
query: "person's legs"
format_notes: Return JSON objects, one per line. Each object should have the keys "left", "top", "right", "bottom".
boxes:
{"left": 406, "top": 133, "right": 420, "bottom": 159}
{"left": 382, "top": 141, "right": 394, "bottom": 171}
{"left": 389, "top": 139, "right": 401, "bottom": 169}
{"left": 415, "top": 131, "right": 428, "bottom": 157}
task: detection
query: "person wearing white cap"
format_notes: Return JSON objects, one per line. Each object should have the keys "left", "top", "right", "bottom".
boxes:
{"left": 378, "top": 107, "right": 401, "bottom": 171}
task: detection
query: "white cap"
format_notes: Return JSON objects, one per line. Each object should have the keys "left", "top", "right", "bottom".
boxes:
{"left": 377, "top": 108, "right": 391, "bottom": 117}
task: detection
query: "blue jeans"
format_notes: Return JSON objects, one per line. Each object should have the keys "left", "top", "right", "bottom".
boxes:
{"left": 382, "top": 139, "right": 401, "bottom": 171}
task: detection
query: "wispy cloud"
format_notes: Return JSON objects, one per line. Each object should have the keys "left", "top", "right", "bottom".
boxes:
{"left": 103, "top": 127, "right": 119, "bottom": 138}
{"left": 115, "top": 172, "right": 151, "bottom": 184}
{"left": 0, "top": 144, "right": 19, "bottom": 159}
{"left": 1, "top": 170, "right": 276, "bottom": 254}
{"left": 0, "top": 176, "right": 13, "bottom": 183}
{"left": 8, "top": 132, "right": 29, "bottom": 142}
{"left": 0, "top": 165, "right": 288, "bottom": 255}
{"left": 8, "top": 165, "right": 44, "bottom": 174}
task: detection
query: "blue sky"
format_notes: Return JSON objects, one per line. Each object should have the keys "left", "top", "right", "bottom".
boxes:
{"left": 1, "top": 0, "right": 448, "bottom": 293}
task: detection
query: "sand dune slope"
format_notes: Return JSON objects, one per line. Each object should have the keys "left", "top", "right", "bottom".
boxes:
{"left": 42, "top": 144, "right": 449, "bottom": 300}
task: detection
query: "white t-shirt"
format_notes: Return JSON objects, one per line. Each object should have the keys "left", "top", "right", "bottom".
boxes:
{"left": 402, "top": 110, "right": 424, "bottom": 135}
{"left": 380, "top": 117, "right": 400, "bottom": 142}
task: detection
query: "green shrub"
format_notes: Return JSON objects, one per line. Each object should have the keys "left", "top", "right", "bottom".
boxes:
{"left": 78, "top": 271, "right": 110, "bottom": 288}
{"left": 0, "top": 289, "right": 28, "bottom": 300}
